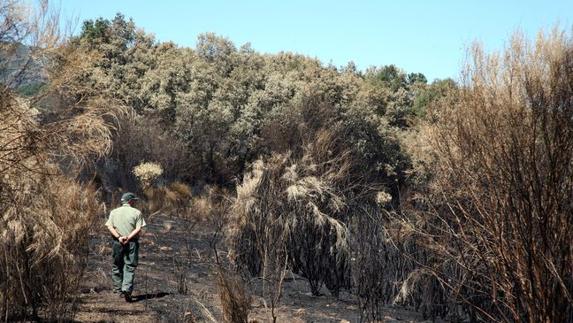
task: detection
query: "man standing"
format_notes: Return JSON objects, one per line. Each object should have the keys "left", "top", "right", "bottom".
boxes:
{"left": 105, "top": 192, "right": 147, "bottom": 302}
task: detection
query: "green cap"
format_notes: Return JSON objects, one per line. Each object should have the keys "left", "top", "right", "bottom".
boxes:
{"left": 121, "top": 192, "right": 139, "bottom": 203}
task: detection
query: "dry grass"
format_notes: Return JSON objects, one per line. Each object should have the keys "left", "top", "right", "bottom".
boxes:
{"left": 0, "top": 1, "right": 120, "bottom": 320}
{"left": 0, "top": 95, "right": 111, "bottom": 320}
{"left": 216, "top": 268, "right": 252, "bottom": 323}
{"left": 229, "top": 129, "right": 354, "bottom": 322}
{"left": 142, "top": 181, "right": 193, "bottom": 216}
{"left": 188, "top": 186, "right": 231, "bottom": 225}
{"left": 393, "top": 29, "right": 573, "bottom": 322}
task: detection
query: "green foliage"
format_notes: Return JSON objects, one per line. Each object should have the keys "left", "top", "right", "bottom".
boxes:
{"left": 78, "top": 13, "right": 136, "bottom": 49}
{"left": 80, "top": 17, "right": 110, "bottom": 44}
{"left": 361, "top": 65, "right": 442, "bottom": 127}
{"left": 367, "top": 64, "right": 407, "bottom": 90}
{"left": 411, "top": 78, "right": 457, "bottom": 118}
{"left": 75, "top": 13, "right": 433, "bottom": 187}
{"left": 407, "top": 72, "right": 427, "bottom": 85}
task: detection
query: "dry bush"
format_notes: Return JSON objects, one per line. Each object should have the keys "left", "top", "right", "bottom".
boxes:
{"left": 229, "top": 155, "right": 289, "bottom": 322}
{"left": 349, "top": 196, "right": 452, "bottom": 321}
{"left": 0, "top": 76, "right": 113, "bottom": 320}
{"left": 133, "top": 161, "right": 163, "bottom": 189}
{"left": 230, "top": 130, "right": 353, "bottom": 303}
{"left": 217, "top": 268, "right": 252, "bottom": 323}
{"left": 351, "top": 206, "right": 417, "bottom": 321}
{"left": 350, "top": 206, "right": 390, "bottom": 321}
{"left": 394, "top": 29, "right": 573, "bottom": 322}
{"left": 0, "top": 176, "right": 102, "bottom": 320}
{"left": 143, "top": 181, "right": 193, "bottom": 216}
{"left": 230, "top": 124, "right": 408, "bottom": 322}
{"left": 0, "top": 1, "right": 119, "bottom": 320}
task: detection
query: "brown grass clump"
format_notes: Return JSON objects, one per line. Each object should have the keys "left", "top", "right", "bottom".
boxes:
{"left": 189, "top": 186, "right": 231, "bottom": 224}
{"left": 0, "top": 176, "right": 103, "bottom": 320}
{"left": 191, "top": 194, "right": 213, "bottom": 221}
{"left": 217, "top": 268, "right": 252, "bottom": 323}
{"left": 143, "top": 181, "right": 193, "bottom": 215}
{"left": 394, "top": 29, "right": 573, "bottom": 322}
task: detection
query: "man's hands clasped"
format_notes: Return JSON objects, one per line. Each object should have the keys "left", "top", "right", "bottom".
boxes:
{"left": 118, "top": 236, "right": 129, "bottom": 245}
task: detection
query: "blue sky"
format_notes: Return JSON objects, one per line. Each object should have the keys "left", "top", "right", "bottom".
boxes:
{"left": 58, "top": 0, "right": 572, "bottom": 82}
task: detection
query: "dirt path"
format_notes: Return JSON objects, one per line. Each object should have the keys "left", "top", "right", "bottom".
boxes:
{"left": 75, "top": 212, "right": 220, "bottom": 322}
{"left": 74, "top": 213, "right": 430, "bottom": 322}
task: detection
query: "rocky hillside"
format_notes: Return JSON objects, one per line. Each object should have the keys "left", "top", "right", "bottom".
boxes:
{"left": 0, "top": 42, "right": 47, "bottom": 94}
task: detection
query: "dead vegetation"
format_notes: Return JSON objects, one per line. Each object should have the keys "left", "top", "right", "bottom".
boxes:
{"left": 2, "top": 1, "right": 572, "bottom": 322}
{"left": 0, "top": 1, "right": 120, "bottom": 320}
{"left": 226, "top": 29, "right": 573, "bottom": 323}
{"left": 390, "top": 30, "right": 573, "bottom": 322}
{"left": 231, "top": 131, "right": 353, "bottom": 296}
{"left": 228, "top": 129, "right": 361, "bottom": 322}
{"left": 216, "top": 268, "right": 252, "bottom": 323}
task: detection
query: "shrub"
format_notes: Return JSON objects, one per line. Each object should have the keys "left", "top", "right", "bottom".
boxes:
{"left": 230, "top": 130, "right": 353, "bottom": 297}
{"left": 0, "top": 65, "right": 114, "bottom": 321}
{"left": 216, "top": 268, "right": 251, "bottom": 323}
{"left": 142, "top": 181, "right": 193, "bottom": 215}
{"left": 0, "top": 2, "right": 118, "bottom": 320}
{"left": 396, "top": 30, "right": 573, "bottom": 322}
{"left": 133, "top": 161, "right": 164, "bottom": 188}
{"left": 0, "top": 176, "right": 103, "bottom": 320}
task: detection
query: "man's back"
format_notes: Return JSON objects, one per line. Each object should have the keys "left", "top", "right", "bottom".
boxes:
{"left": 106, "top": 204, "right": 145, "bottom": 238}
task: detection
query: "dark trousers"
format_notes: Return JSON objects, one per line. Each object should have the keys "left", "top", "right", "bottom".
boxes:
{"left": 111, "top": 240, "right": 139, "bottom": 293}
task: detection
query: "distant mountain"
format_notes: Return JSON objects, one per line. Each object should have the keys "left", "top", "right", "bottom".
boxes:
{"left": 0, "top": 42, "right": 48, "bottom": 94}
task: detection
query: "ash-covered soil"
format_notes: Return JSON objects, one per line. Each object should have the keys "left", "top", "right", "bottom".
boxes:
{"left": 74, "top": 213, "right": 430, "bottom": 322}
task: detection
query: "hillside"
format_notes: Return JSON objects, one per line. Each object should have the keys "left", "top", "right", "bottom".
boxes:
{"left": 0, "top": 42, "right": 46, "bottom": 93}
{"left": 1, "top": 3, "right": 571, "bottom": 323}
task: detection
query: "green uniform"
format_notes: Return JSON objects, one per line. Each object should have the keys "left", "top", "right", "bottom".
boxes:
{"left": 105, "top": 203, "right": 146, "bottom": 293}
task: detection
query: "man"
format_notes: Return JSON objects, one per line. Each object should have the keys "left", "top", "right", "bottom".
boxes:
{"left": 105, "top": 192, "right": 147, "bottom": 302}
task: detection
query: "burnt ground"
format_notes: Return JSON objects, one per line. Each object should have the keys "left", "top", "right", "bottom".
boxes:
{"left": 74, "top": 212, "right": 431, "bottom": 322}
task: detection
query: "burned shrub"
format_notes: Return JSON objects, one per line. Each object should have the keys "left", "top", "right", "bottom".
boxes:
{"left": 230, "top": 130, "right": 353, "bottom": 297}
{"left": 0, "top": 2, "right": 120, "bottom": 320}
{"left": 0, "top": 73, "right": 115, "bottom": 321}
{"left": 393, "top": 30, "right": 573, "bottom": 322}
{"left": 217, "top": 268, "right": 252, "bottom": 323}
